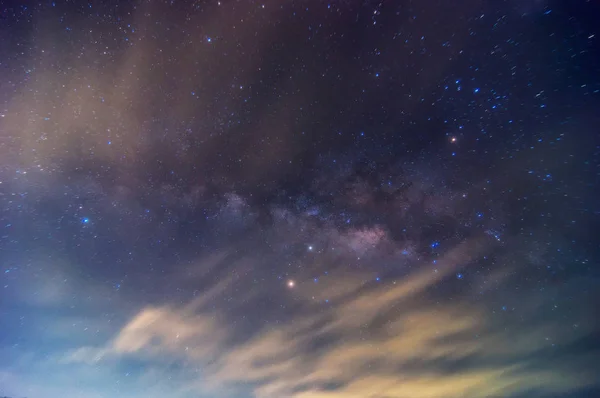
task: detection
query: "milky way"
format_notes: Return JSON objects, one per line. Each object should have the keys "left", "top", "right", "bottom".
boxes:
{"left": 1, "top": 1, "right": 599, "bottom": 398}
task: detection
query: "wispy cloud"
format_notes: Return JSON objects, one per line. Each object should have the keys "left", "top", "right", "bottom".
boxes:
{"left": 65, "top": 235, "right": 598, "bottom": 398}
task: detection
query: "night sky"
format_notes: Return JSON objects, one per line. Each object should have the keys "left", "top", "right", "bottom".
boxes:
{"left": 1, "top": 0, "right": 600, "bottom": 397}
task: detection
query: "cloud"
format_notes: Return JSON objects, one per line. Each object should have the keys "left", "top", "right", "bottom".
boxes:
{"left": 65, "top": 305, "right": 227, "bottom": 365}
{"left": 66, "top": 235, "right": 598, "bottom": 398}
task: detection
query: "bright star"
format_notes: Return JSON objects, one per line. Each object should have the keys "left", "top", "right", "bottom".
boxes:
{"left": 287, "top": 280, "right": 295, "bottom": 288}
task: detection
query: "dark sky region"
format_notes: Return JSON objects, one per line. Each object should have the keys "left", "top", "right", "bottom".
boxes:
{"left": 1, "top": 0, "right": 599, "bottom": 397}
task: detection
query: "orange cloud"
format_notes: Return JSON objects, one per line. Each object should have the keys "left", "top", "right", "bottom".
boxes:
{"left": 65, "top": 237, "right": 598, "bottom": 398}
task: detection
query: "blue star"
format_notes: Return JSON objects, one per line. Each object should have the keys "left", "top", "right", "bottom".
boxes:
{"left": 456, "top": 273, "right": 464, "bottom": 280}
{"left": 430, "top": 241, "right": 440, "bottom": 248}
{"left": 81, "top": 218, "right": 90, "bottom": 224}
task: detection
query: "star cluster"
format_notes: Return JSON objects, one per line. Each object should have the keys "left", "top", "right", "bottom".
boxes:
{"left": 1, "top": 1, "right": 599, "bottom": 398}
